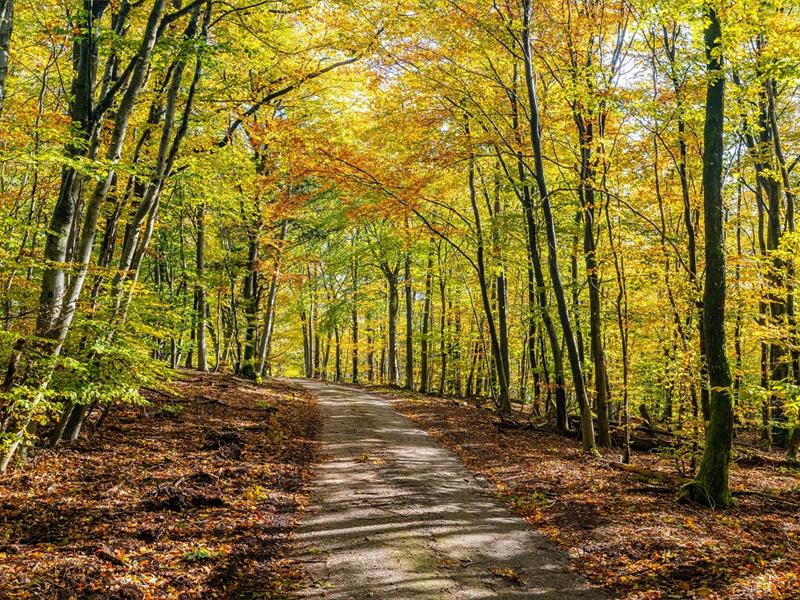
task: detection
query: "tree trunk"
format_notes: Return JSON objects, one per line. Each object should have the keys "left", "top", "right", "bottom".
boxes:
{"left": 607, "top": 194, "right": 631, "bottom": 462}
{"left": 335, "top": 327, "right": 342, "bottom": 382}
{"left": 508, "top": 59, "right": 568, "bottom": 432}
{"left": 683, "top": 8, "right": 733, "bottom": 507}
{"left": 322, "top": 329, "right": 332, "bottom": 380}
{"left": 386, "top": 269, "right": 400, "bottom": 385}
{"left": 576, "top": 119, "right": 611, "bottom": 447}
{"left": 196, "top": 203, "right": 207, "bottom": 371}
{"left": 419, "top": 240, "right": 434, "bottom": 392}
{"left": 491, "top": 172, "right": 512, "bottom": 400}
{"left": 301, "top": 308, "right": 312, "bottom": 377}
{"left": 404, "top": 249, "right": 414, "bottom": 389}
{"left": 765, "top": 74, "right": 798, "bottom": 454}
{"left": 439, "top": 269, "right": 447, "bottom": 396}
{"left": 240, "top": 219, "right": 261, "bottom": 378}
{"left": 36, "top": 0, "right": 109, "bottom": 339}
{"left": 521, "top": 0, "right": 595, "bottom": 451}
{"left": 5, "top": 0, "right": 175, "bottom": 462}
{"left": 465, "top": 119, "right": 512, "bottom": 418}
{"left": 367, "top": 323, "right": 375, "bottom": 383}
{"left": 257, "top": 220, "right": 288, "bottom": 377}
{"left": 0, "top": 0, "right": 13, "bottom": 114}
{"left": 110, "top": 1, "right": 198, "bottom": 312}
{"left": 351, "top": 230, "right": 360, "bottom": 383}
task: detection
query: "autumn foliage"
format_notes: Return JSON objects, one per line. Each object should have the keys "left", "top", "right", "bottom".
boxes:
{"left": 0, "top": 0, "right": 799, "bottom": 597}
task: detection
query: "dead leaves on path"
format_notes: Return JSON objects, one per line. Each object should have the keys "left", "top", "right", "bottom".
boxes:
{"left": 355, "top": 452, "right": 385, "bottom": 465}
{"left": 489, "top": 567, "right": 526, "bottom": 586}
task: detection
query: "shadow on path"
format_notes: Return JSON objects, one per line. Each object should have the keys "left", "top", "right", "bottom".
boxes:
{"left": 293, "top": 380, "right": 611, "bottom": 600}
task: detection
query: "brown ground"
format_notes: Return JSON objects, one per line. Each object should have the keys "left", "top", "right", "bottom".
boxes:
{"left": 0, "top": 372, "right": 319, "bottom": 599}
{"left": 375, "top": 387, "right": 800, "bottom": 600}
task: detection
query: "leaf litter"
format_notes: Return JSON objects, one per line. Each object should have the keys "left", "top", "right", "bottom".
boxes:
{"left": 0, "top": 372, "right": 320, "bottom": 599}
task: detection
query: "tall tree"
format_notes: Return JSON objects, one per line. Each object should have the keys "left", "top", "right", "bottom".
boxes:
{"left": 683, "top": 4, "right": 733, "bottom": 507}
{"left": 520, "top": 0, "right": 596, "bottom": 452}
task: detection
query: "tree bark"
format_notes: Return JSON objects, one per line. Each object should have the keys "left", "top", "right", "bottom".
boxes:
{"left": 508, "top": 60, "right": 568, "bottom": 431}
{"left": 0, "top": 0, "right": 13, "bottom": 114}
{"left": 490, "top": 169, "right": 512, "bottom": 399}
{"left": 5, "top": 0, "right": 180, "bottom": 462}
{"left": 574, "top": 115, "right": 611, "bottom": 446}
{"left": 196, "top": 203, "right": 207, "bottom": 372}
{"left": 439, "top": 261, "right": 447, "bottom": 396}
{"left": 240, "top": 221, "right": 260, "bottom": 378}
{"left": 367, "top": 322, "right": 375, "bottom": 382}
{"left": 37, "top": 0, "right": 110, "bottom": 339}
{"left": 404, "top": 247, "right": 414, "bottom": 389}
{"left": 385, "top": 268, "right": 400, "bottom": 385}
{"left": 351, "top": 230, "right": 360, "bottom": 383}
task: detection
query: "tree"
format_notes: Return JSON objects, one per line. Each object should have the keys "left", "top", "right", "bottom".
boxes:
{"left": 682, "top": 3, "right": 734, "bottom": 508}
{"left": 521, "top": 0, "right": 596, "bottom": 452}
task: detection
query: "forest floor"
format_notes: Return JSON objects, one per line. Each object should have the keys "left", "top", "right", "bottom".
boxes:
{"left": 366, "top": 386, "right": 800, "bottom": 600}
{"left": 2, "top": 376, "right": 799, "bottom": 600}
{"left": 0, "top": 372, "right": 320, "bottom": 599}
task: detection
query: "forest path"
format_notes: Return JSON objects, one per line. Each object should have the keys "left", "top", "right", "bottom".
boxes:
{"left": 292, "top": 380, "right": 609, "bottom": 600}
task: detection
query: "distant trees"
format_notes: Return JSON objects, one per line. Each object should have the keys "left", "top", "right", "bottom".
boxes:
{"left": 285, "top": 0, "right": 799, "bottom": 500}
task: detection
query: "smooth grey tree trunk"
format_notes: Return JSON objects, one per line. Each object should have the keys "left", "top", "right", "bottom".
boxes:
{"left": 56, "top": 3, "right": 206, "bottom": 446}
{"left": 4, "top": 0, "right": 174, "bottom": 464}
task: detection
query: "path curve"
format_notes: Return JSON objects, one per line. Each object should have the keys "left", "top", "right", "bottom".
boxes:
{"left": 293, "top": 380, "right": 611, "bottom": 600}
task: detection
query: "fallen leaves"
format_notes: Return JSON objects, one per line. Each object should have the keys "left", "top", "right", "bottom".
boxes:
{"left": 355, "top": 452, "right": 385, "bottom": 465}
{"left": 0, "top": 372, "right": 320, "bottom": 599}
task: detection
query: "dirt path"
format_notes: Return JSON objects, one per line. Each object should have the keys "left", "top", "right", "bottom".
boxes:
{"left": 293, "top": 381, "right": 609, "bottom": 600}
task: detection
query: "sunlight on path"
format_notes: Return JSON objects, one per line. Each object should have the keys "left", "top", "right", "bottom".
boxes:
{"left": 292, "top": 381, "right": 610, "bottom": 600}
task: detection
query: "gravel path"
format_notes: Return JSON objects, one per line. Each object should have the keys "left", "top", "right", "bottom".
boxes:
{"left": 293, "top": 380, "right": 611, "bottom": 600}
